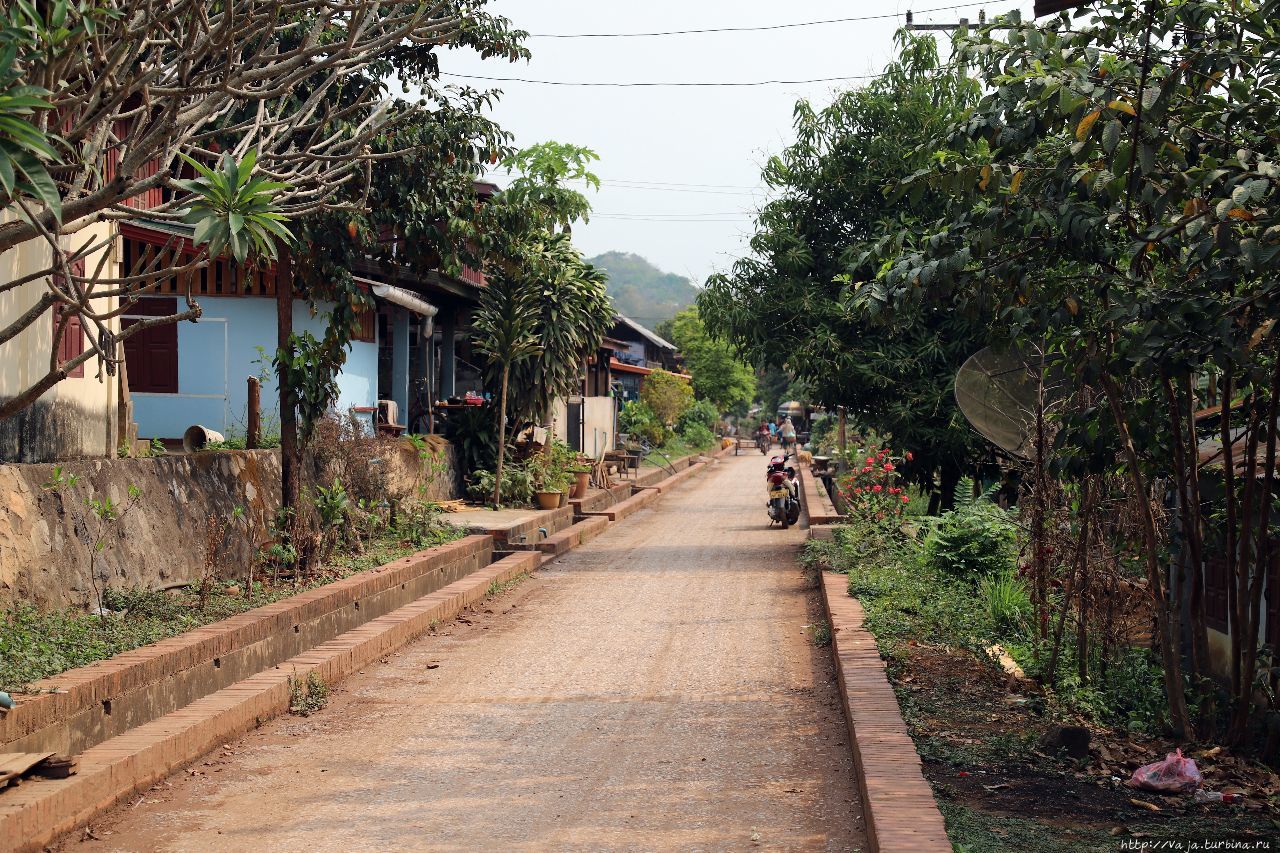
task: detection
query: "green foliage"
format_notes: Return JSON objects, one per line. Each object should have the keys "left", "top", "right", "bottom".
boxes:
{"left": 676, "top": 398, "right": 719, "bottom": 434}
{"left": 698, "top": 32, "right": 988, "bottom": 497}
{"left": 467, "top": 463, "right": 536, "bottom": 507}
{"left": 589, "top": 251, "right": 698, "bottom": 328}
{"left": 498, "top": 234, "right": 614, "bottom": 427}
{"left": 618, "top": 400, "right": 668, "bottom": 446}
{"left": 448, "top": 402, "right": 498, "bottom": 474}
{"left": 978, "top": 570, "right": 1032, "bottom": 636}
{"left": 0, "top": 4, "right": 68, "bottom": 218}
{"left": 498, "top": 141, "right": 599, "bottom": 229}
{"left": 312, "top": 480, "right": 350, "bottom": 530}
{"left": 809, "top": 619, "right": 832, "bottom": 647}
{"left": 921, "top": 495, "right": 1018, "bottom": 581}
{"left": 288, "top": 671, "right": 328, "bottom": 716}
{"left": 177, "top": 149, "right": 293, "bottom": 264}
{"left": 273, "top": 330, "right": 341, "bottom": 442}
{"left": 639, "top": 369, "right": 694, "bottom": 427}
{"left": 667, "top": 306, "right": 756, "bottom": 414}
{"left": 526, "top": 440, "right": 576, "bottom": 493}
{"left": 675, "top": 421, "right": 715, "bottom": 451}
{"left": 809, "top": 518, "right": 1169, "bottom": 736}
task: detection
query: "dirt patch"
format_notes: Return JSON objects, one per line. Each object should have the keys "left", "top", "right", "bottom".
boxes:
{"left": 890, "top": 643, "right": 1280, "bottom": 849}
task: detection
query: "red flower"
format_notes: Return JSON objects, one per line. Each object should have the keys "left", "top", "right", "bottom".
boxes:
{"left": 863, "top": 466, "right": 873, "bottom": 473}
{"left": 905, "top": 451, "right": 914, "bottom": 461}
{"left": 872, "top": 484, "right": 882, "bottom": 493}
{"left": 883, "top": 463, "right": 895, "bottom": 472}
{"left": 901, "top": 495, "right": 910, "bottom": 504}
{"left": 853, "top": 487, "right": 863, "bottom": 494}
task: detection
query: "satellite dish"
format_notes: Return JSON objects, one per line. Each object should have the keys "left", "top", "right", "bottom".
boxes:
{"left": 954, "top": 346, "right": 1066, "bottom": 459}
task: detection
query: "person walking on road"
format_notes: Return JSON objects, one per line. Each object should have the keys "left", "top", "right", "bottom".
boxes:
{"left": 767, "top": 420, "right": 778, "bottom": 447}
{"left": 781, "top": 417, "right": 797, "bottom": 454}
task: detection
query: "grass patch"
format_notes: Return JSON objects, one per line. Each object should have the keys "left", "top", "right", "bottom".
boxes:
{"left": 809, "top": 619, "right": 832, "bottom": 647}
{"left": 0, "top": 526, "right": 463, "bottom": 693}
{"left": 288, "top": 671, "right": 329, "bottom": 716}
{"left": 487, "top": 572, "right": 530, "bottom": 598}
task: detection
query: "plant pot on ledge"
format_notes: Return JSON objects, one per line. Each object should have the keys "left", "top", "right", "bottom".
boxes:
{"left": 536, "top": 490, "right": 561, "bottom": 510}
{"left": 571, "top": 470, "right": 591, "bottom": 499}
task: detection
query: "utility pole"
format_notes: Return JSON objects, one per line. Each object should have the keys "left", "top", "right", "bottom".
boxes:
{"left": 905, "top": 8, "right": 988, "bottom": 31}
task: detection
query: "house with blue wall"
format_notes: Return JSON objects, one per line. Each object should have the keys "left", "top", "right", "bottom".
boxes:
{"left": 119, "top": 221, "right": 486, "bottom": 444}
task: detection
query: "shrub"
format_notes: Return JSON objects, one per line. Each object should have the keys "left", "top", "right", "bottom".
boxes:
{"left": 619, "top": 400, "right": 668, "bottom": 446}
{"left": 467, "top": 463, "right": 535, "bottom": 506}
{"left": 921, "top": 484, "right": 1017, "bottom": 581}
{"left": 835, "top": 445, "right": 913, "bottom": 523}
{"left": 978, "top": 569, "right": 1032, "bottom": 636}
{"left": 639, "top": 369, "right": 694, "bottom": 426}
{"left": 676, "top": 421, "right": 716, "bottom": 450}
{"left": 676, "top": 399, "right": 719, "bottom": 434}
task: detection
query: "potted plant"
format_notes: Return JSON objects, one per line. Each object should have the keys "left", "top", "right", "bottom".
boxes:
{"left": 528, "top": 450, "right": 564, "bottom": 510}
{"left": 569, "top": 461, "right": 592, "bottom": 499}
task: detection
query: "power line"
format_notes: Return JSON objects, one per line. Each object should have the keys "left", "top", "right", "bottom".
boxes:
{"left": 603, "top": 178, "right": 759, "bottom": 190}
{"left": 443, "top": 72, "right": 886, "bottom": 88}
{"left": 528, "top": 2, "right": 1008, "bottom": 38}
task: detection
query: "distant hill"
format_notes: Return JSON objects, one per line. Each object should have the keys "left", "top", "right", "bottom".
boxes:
{"left": 588, "top": 251, "right": 698, "bottom": 328}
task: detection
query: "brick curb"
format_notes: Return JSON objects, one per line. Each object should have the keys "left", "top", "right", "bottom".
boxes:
{"left": 536, "top": 515, "right": 610, "bottom": 556}
{"left": 799, "top": 464, "right": 842, "bottom": 526}
{"left": 1, "top": 535, "right": 493, "bottom": 754}
{"left": 818, "top": 572, "right": 951, "bottom": 853}
{"left": 1, "top": 550, "right": 541, "bottom": 852}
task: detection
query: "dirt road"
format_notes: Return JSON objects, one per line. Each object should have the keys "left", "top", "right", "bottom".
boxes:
{"left": 72, "top": 454, "right": 867, "bottom": 852}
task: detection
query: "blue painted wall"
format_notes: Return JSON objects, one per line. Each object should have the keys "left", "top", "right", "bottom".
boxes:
{"left": 132, "top": 296, "right": 378, "bottom": 440}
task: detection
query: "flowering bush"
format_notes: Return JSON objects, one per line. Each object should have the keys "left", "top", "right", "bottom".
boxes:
{"left": 835, "top": 445, "right": 911, "bottom": 523}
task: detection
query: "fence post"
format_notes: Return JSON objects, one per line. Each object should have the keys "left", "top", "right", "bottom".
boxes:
{"left": 247, "top": 376, "right": 261, "bottom": 450}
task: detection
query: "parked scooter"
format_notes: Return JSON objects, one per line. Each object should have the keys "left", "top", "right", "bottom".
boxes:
{"left": 765, "top": 455, "right": 802, "bottom": 529}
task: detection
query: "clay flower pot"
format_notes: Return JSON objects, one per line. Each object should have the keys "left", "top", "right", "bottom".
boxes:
{"left": 535, "top": 491, "right": 561, "bottom": 510}
{"left": 571, "top": 470, "right": 590, "bottom": 499}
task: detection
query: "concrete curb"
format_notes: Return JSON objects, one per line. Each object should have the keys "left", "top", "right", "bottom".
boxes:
{"left": 1, "top": 550, "right": 542, "bottom": 852}
{"left": 818, "top": 572, "right": 951, "bottom": 853}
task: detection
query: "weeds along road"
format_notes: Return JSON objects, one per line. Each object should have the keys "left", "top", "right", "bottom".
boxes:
{"left": 70, "top": 453, "right": 867, "bottom": 852}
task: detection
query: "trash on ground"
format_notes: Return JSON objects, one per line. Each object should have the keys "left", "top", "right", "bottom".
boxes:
{"left": 1128, "top": 749, "right": 1203, "bottom": 793}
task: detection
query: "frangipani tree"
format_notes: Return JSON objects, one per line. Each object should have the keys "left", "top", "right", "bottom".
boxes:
{"left": 0, "top": 0, "right": 527, "bottom": 421}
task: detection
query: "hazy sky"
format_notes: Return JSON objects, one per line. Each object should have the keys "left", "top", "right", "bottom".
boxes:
{"left": 443, "top": 1, "right": 1037, "bottom": 286}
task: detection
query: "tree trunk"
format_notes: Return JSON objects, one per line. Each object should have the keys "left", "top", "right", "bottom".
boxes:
{"left": 938, "top": 459, "right": 962, "bottom": 513}
{"left": 492, "top": 363, "right": 510, "bottom": 507}
{"left": 276, "top": 253, "right": 299, "bottom": 513}
{"left": 1100, "top": 373, "right": 1191, "bottom": 738}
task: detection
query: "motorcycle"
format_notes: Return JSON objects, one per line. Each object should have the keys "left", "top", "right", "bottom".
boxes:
{"left": 765, "top": 455, "right": 802, "bottom": 529}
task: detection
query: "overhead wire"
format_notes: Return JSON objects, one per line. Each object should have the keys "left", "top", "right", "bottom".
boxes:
{"left": 527, "top": 1, "right": 1009, "bottom": 38}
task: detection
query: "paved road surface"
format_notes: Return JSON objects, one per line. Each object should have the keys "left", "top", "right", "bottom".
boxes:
{"left": 72, "top": 454, "right": 867, "bottom": 852}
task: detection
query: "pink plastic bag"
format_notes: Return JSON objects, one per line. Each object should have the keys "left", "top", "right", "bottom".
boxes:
{"left": 1128, "top": 749, "right": 1203, "bottom": 793}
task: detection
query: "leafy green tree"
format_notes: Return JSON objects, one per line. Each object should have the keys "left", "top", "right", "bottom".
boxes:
{"left": 640, "top": 370, "right": 695, "bottom": 428}
{"left": 866, "top": 1, "right": 1280, "bottom": 740}
{"left": 471, "top": 271, "right": 542, "bottom": 507}
{"left": 668, "top": 306, "right": 756, "bottom": 415}
{"left": 699, "top": 33, "right": 987, "bottom": 506}
{"left": 465, "top": 141, "right": 613, "bottom": 501}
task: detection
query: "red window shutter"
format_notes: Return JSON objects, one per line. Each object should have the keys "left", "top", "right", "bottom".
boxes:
{"left": 52, "top": 258, "right": 88, "bottom": 378}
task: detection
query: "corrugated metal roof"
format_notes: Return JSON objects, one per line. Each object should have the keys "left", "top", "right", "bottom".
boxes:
{"left": 613, "top": 315, "right": 676, "bottom": 352}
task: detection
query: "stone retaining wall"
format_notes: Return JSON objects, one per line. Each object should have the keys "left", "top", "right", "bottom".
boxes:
{"left": 0, "top": 442, "right": 461, "bottom": 609}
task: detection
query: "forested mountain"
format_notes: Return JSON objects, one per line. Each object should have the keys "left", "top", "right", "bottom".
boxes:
{"left": 588, "top": 251, "right": 698, "bottom": 328}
